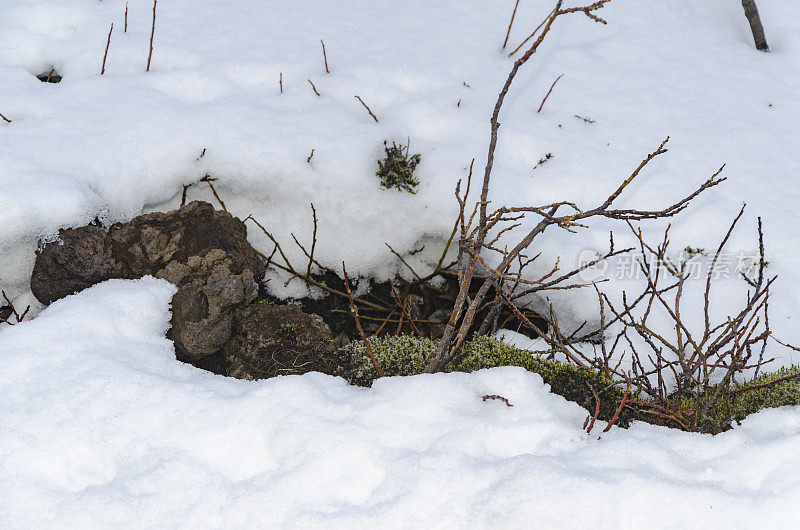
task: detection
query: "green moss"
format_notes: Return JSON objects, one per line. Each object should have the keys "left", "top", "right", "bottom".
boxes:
{"left": 697, "top": 366, "right": 800, "bottom": 429}
{"left": 336, "top": 335, "right": 436, "bottom": 386}
{"left": 376, "top": 140, "right": 421, "bottom": 193}
{"left": 336, "top": 335, "right": 800, "bottom": 433}
{"left": 336, "top": 334, "right": 633, "bottom": 426}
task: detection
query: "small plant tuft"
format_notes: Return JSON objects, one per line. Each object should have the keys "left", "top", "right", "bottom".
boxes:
{"left": 376, "top": 140, "right": 422, "bottom": 193}
{"left": 683, "top": 246, "right": 706, "bottom": 258}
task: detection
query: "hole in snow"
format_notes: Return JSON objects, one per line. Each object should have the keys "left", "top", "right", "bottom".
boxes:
{"left": 36, "top": 68, "right": 62, "bottom": 83}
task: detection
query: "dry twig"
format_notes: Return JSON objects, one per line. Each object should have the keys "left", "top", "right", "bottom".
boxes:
{"left": 321, "top": 39, "right": 330, "bottom": 73}
{"left": 101, "top": 23, "right": 113, "bottom": 75}
{"left": 354, "top": 95, "right": 379, "bottom": 123}
{"left": 146, "top": 0, "right": 157, "bottom": 71}
{"left": 1, "top": 291, "right": 29, "bottom": 325}
{"left": 502, "top": 0, "right": 521, "bottom": 49}
{"left": 537, "top": 73, "right": 563, "bottom": 112}
{"left": 198, "top": 175, "right": 227, "bottom": 212}
{"left": 343, "top": 262, "right": 384, "bottom": 377}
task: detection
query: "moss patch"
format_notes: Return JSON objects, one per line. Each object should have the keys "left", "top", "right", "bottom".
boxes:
{"left": 690, "top": 366, "right": 800, "bottom": 431}
{"left": 336, "top": 334, "right": 633, "bottom": 425}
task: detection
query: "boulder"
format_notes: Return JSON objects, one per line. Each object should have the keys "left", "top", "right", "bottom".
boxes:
{"left": 30, "top": 201, "right": 265, "bottom": 361}
{"left": 224, "top": 303, "right": 337, "bottom": 380}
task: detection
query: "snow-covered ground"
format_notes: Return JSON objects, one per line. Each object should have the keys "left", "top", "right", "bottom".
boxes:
{"left": 1, "top": 278, "right": 799, "bottom": 528}
{"left": 2, "top": 0, "right": 800, "bottom": 526}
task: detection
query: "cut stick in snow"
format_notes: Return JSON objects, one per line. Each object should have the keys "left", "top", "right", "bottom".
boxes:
{"left": 279, "top": 72, "right": 283, "bottom": 93}
{"left": 307, "top": 79, "right": 320, "bottom": 96}
{"left": 307, "top": 149, "right": 314, "bottom": 163}
{"left": 101, "top": 23, "right": 113, "bottom": 75}
{"left": 354, "top": 95, "right": 379, "bottom": 122}
{"left": 537, "top": 73, "right": 563, "bottom": 112}
{"left": 502, "top": 0, "right": 521, "bottom": 49}
{"left": 124, "top": 2, "right": 128, "bottom": 33}
{"left": 741, "top": 0, "right": 769, "bottom": 51}
{"left": 0, "top": 112, "right": 10, "bottom": 123}
{"left": 343, "top": 262, "right": 384, "bottom": 378}
{"left": 321, "top": 39, "right": 330, "bottom": 73}
{"left": 146, "top": 0, "right": 157, "bottom": 71}
{"left": 305, "top": 203, "right": 318, "bottom": 279}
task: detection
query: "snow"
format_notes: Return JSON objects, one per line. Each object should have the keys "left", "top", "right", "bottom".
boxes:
{"left": 1, "top": 278, "right": 799, "bottom": 528}
{"left": 1, "top": 0, "right": 799, "bottom": 349}
{"left": 2, "top": 0, "right": 800, "bottom": 525}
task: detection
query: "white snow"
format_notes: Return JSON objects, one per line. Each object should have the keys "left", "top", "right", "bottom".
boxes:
{"left": 1, "top": 278, "right": 799, "bottom": 528}
{"left": 2, "top": 0, "right": 800, "bottom": 526}
{"left": 1, "top": 0, "right": 799, "bottom": 348}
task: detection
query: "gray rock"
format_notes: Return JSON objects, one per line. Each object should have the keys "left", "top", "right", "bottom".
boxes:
{"left": 30, "top": 201, "right": 265, "bottom": 361}
{"left": 31, "top": 225, "right": 132, "bottom": 305}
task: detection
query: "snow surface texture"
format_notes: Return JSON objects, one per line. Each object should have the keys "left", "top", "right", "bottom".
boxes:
{"left": 1, "top": 0, "right": 799, "bottom": 364}
{"left": 1, "top": 278, "right": 799, "bottom": 528}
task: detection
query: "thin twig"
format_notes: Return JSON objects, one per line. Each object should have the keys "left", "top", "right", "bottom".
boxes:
{"left": 245, "top": 216, "right": 390, "bottom": 312}
{"left": 502, "top": 0, "right": 522, "bottom": 49}
{"left": 307, "top": 149, "right": 314, "bottom": 163}
{"left": 1, "top": 291, "right": 29, "bottom": 324}
{"left": 602, "top": 378, "right": 630, "bottom": 432}
{"left": 308, "top": 78, "right": 320, "bottom": 96}
{"left": 585, "top": 382, "right": 601, "bottom": 433}
{"left": 101, "top": 23, "right": 113, "bottom": 75}
{"left": 146, "top": 0, "right": 157, "bottom": 72}
{"left": 537, "top": 73, "right": 563, "bottom": 112}
{"left": 199, "top": 175, "right": 227, "bottom": 212}
{"left": 306, "top": 203, "right": 317, "bottom": 279}
{"left": 124, "top": 2, "right": 128, "bottom": 33}
{"left": 354, "top": 95, "right": 379, "bottom": 122}
{"left": 509, "top": 5, "right": 557, "bottom": 57}
{"left": 343, "top": 262, "right": 384, "bottom": 377}
{"left": 279, "top": 72, "right": 283, "bottom": 93}
{"left": 385, "top": 243, "right": 422, "bottom": 282}
{"left": 0, "top": 112, "right": 10, "bottom": 124}
{"left": 730, "top": 371, "right": 800, "bottom": 395}
{"left": 389, "top": 281, "right": 422, "bottom": 337}
{"left": 321, "top": 39, "right": 330, "bottom": 73}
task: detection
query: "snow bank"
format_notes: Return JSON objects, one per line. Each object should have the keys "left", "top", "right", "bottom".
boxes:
{"left": 1, "top": 278, "right": 799, "bottom": 528}
{"left": 1, "top": 1, "right": 800, "bottom": 359}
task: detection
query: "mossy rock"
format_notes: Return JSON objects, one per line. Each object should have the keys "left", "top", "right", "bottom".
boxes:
{"left": 336, "top": 334, "right": 633, "bottom": 426}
